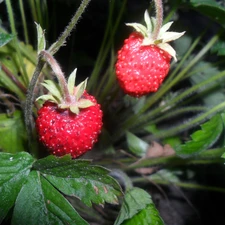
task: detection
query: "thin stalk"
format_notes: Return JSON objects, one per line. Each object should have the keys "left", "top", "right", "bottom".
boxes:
{"left": 152, "top": 0, "right": 163, "bottom": 39}
{"left": 135, "top": 70, "right": 225, "bottom": 129}
{"left": 88, "top": 0, "right": 127, "bottom": 91}
{"left": 5, "top": 0, "right": 29, "bottom": 85}
{"left": 19, "top": 0, "right": 29, "bottom": 44}
{"left": 29, "top": 0, "right": 38, "bottom": 22}
{"left": 1, "top": 64, "right": 27, "bottom": 94}
{"left": 98, "top": 50, "right": 117, "bottom": 103}
{"left": 49, "top": 0, "right": 91, "bottom": 55}
{"left": 152, "top": 101, "right": 225, "bottom": 139}
{"left": 126, "top": 148, "right": 225, "bottom": 170}
{"left": 133, "top": 177, "right": 225, "bottom": 193}
{"left": 148, "top": 106, "right": 207, "bottom": 125}
{"left": 165, "top": 30, "right": 204, "bottom": 84}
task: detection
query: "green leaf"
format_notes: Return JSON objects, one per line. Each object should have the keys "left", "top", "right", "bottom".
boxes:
{"left": 0, "top": 33, "right": 14, "bottom": 47}
{"left": 121, "top": 204, "right": 164, "bottom": 225}
{"left": 68, "top": 68, "right": 77, "bottom": 95}
{"left": 114, "top": 187, "right": 164, "bottom": 225}
{"left": 175, "top": 114, "right": 223, "bottom": 157}
{"left": 0, "top": 111, "right": 27, "bottom": 153}
{"left": 189, "top": 0, "right": 225, "bottom": 27}
{"left": 126, "top": 132, "right": 149, "bottom": 157}
{"left": 33, "top": 155, "right": 122, "bottom": 207}
{"left": 12, "top": 171, "right": 88, "bottom": 225}
{"left": 0, "top": 152, "right": 34, "bottom": 222}
{"left": 35, "top": 22, "right": 46, "bottom": 53}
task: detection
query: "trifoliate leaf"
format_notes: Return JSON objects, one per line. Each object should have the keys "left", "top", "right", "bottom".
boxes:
{"left": 175, "top": 114, "right": 223, "bottom": 158}
{"left": 0, "top": 152, "right": 34, "bottom": 222}
{"left": 35, "top": 22, "right": 46, "bottom": 54}
{"left": 33, "top": 155, "right": 122, "bottom": 207}
{"left": 114, "top": 187, "right": 164, "bottom": 225}
{"left": 68, "top": 68, "right": 77, "bottom": 95}
{"left": 11, "top": 171, "right": 88, "bottom": 225}
{"left": 126, "top": 132, "right": 149, "bottom": 157}
{"left": 0, "top": 111, "right": 27, "bottom": 153}
{"left": 0, "top": 33, "right": 14, "bottom": 47}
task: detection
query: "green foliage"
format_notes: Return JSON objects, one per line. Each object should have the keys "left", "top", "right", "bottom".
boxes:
{"left": 0, "top": 111, "right": 27, "bottom": 153}
{"left": 0, "top": 153, "right": 122, "bottom": 224}
{"left": 114, "top": 187, "right": 164, "bottom": 225}
{"left": 0, "top": 152, "right": 34, "bottom": 222}
{"left": 0, "top": 33, "right": 14, "bottom": 47}
{"left": 33, "top": 155, "right": 122, "bottom": 207}
{"left": 175, "top": 114, "right": 223, "bottom": 157}
{"left": 1, "top": 0, "right": 225, "bottom": 224}
{"left": 189, "top": 0, "right": 225, "bottom": 27}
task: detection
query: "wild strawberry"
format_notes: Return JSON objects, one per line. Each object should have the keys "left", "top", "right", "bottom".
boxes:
{"left": 36, "top": 51, "right": 103, "bottom": 158}
{"left": 116, "top": 10, "right": 185, "bottom": 97}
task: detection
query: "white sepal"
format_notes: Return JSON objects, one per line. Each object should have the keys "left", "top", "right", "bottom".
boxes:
{"left": 158, "top": 43, "right": 177, "bottom": 61}
{"left": 160, "top": 31, "right": 186, "bottom": 43}
{"left": 126, "top": 23, "right": 147, "bottom": 36}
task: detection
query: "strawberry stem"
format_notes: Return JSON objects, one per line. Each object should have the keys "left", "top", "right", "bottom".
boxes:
{"left": 41, "top": 50, "right": 71, "bottom": 103}
{"left": 152, "top": 0, "right": 163, "bottom": 40}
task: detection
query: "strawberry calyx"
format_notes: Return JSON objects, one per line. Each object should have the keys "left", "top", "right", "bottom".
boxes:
{"left": 126, "top": 10, "right": 185, "bottom": 61}
{"left": 36, "top": 68, "right": 94, "bottom": 114}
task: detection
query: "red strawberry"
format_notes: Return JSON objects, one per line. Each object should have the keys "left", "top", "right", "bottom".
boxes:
{"left": 116, "top": 10, "right": 185, "bottom": 97}
{"left": 35, "top": 52, "right": 103, "bottom": 158}
{"left": 36, "top": 92, "right": 102, "bottom": 158}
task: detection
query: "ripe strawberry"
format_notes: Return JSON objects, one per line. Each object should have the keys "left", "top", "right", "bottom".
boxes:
{"left": 35, "top": 57, "right": 103, "bottom": 158}
{"left": 116, "top": 10, "right": 185, "bottom": 97}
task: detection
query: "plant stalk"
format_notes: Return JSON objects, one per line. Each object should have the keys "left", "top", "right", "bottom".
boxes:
{"left": 152, "top": 0, "right": 163, "bottom": 39}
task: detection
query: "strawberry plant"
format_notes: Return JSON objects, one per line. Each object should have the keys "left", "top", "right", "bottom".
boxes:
{"left": 1, "top": 0, "right": 225, "bottom": 224}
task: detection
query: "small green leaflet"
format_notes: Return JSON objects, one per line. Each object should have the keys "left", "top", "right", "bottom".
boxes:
{"left": 0, "top": 33, "right": 14, "bottom": 47}
{"left": 0, "top": 111, "right": 27, "bottom": 153}
{"left": 0, "top": 152, "right": 34, "bottom": 222}
{"left": 35, "top": 22, "right": 46, "bottom": 54}
{"left": 33, "top": 155, "right": 122, "bottom": 207}
{"left": 114, "top": 187, "right": 164, "bottom": 225}
{"left": 175, "top": 114, "right": 223, "bottom": 158}
{"left": 11, "top": 171, "right": 88, "bottom": 225}
{"left": 126, "top": 131, "right": 149, "bottom": 157}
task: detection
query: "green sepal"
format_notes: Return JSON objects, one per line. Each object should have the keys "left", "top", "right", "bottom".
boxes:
{"left": 74, "top": 78, "right": 88, "bottom": 101}
{"left": 70, "top": 105, "right": 79, "bottom": 114}
{"left": 67, "top": 68, "right": 77, "bottom": 95}
{"left": 78, "top": 99, "right": 94, "bottom": 108}
{"left": 41, "top": 80, "right": 62, "bottom": 102}
{"left": 36, "top": 94, "right": 58, "bottom": 103}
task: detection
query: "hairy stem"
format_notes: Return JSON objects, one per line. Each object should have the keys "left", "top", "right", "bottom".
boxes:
{"left": 152, "top": 0, "right": 163, "bottom": 40}
{"left": 41, "top": 50, "right": 71, "bottom": 103}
